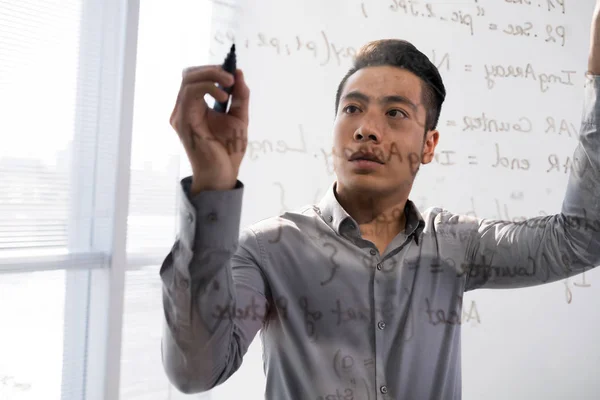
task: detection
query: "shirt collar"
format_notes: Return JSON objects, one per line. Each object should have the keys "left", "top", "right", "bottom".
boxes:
{"left": 315, "top": 181, "right": 425, "bottom": 244}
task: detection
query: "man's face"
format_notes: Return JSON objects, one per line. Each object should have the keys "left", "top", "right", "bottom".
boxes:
{"left": 332, "top": 65, "right": 439, "bottom": 196}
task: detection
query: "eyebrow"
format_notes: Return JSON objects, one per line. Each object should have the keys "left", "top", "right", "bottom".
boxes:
{"left": 341, "top": 90, "right": 418, "bottom": 112}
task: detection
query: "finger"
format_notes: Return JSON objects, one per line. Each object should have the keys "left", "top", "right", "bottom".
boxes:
{"left": 181, "top": 65, "right": 210, "bottom": 77}
{"left": 182, "top": 81, "right": 230, "bottom": 106}
{"left": 179, "top": 82, "right": 230, "bottom": 133}
{"left": 172, "top": 82, "right": 229, "bottom": 137}
{"left": 228, "top": 69, "right": 250, "bottom": 123}
{"left": 182, "top": 65, "right": 234, "bottom": 88}
{"left": 182, "top": 64, "right": 220, "bottom": 78}
{"left": 169, "top": 79, "right": 186, "bottom": 131}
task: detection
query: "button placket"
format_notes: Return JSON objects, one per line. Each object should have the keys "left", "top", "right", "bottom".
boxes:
{"left": 372, "top": 248, "right": 386, "bottom": 400}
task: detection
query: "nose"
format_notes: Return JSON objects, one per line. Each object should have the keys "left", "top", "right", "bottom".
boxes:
{"left": 353, "top": 120, "right": 381, "bottom": 143}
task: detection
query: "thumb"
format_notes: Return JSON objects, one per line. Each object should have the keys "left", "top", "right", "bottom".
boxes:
{"left": 228, "top": 68, "right": 250, "bottom": 123}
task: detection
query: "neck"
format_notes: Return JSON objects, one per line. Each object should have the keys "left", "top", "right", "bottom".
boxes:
{"left": 334, "top": 183, "right": 409, "bottom": 240}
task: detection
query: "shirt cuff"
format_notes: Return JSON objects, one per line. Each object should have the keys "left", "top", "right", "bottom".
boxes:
{"left": 178, "top": 176, "right": 244, "bottom": 251}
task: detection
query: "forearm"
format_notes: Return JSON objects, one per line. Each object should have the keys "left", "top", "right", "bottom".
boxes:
{"left": 589, "top": 1, "right": 600, "bottom": 74}
{"left": 554, "top": 71, "right": 600, "bottom": 284}
{"left": 464, "top": 59, "right": 600, "bottom": 292}
{"left": 160, "top": 178, "right": 266, "bottom": 393}
{"left": 160, "top": 247, "right": 238, "bottom": 394}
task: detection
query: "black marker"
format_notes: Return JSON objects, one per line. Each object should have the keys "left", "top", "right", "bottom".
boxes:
{"left": 213, "top": 44, "right": 236, "bottom": 113}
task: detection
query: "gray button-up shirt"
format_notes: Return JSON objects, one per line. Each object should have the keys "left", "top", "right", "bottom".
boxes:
{"left": 160, "top": 74, "right": 600, "bottom": 400}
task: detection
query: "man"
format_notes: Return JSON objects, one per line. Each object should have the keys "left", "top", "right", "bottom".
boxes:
{"left": 160, "top": 4, "right": 600, "bottom": 398}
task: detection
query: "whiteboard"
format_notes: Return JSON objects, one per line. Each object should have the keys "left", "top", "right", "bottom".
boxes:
{"left": 201, "top": 0, "right": 600, "bottom": 399}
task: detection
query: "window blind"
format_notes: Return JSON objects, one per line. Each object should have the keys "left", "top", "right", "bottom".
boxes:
{"left": 0, "top": 0, "right": 81, "bottom": 256}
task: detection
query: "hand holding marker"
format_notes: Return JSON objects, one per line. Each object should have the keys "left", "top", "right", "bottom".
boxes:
{"left": 213, "top": 44, "right": 237, "bottom": 113}
{"left": 169, "top": 41, "right": 249, "bottom": 194}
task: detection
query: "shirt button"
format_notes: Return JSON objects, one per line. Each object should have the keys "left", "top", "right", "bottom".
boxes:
{"left": 370, "top": 249, "right": 376, "bottom": 256}
{"left": 378, "top": 321, "right": 386, "bottom": 330}
{"left": 376, "top": 263, "right": 382, "bottom": 270}
{"left": 181, "top": 278, "right": 189, "bottom": 289}
{"left": 206, "top": 212, "right": 217, "bottom": 222}
{"left": 187, "top": 212, "right": 194, "bottom": 224}
{"left": 380, "top": 385, "right": 388, "bottom": 394}
{"left": 328, "top": 216, "right": 333, "bottom": 222}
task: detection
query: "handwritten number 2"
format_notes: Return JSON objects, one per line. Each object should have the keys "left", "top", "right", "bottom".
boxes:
{"left": 425, "top": 3, "right": 435, "bottom": 18}
{"left": 257, "top": 33, "right": 268, "bottom": 47}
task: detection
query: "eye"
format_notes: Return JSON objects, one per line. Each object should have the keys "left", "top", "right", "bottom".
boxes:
{"left": 343, "top": 105, "right": 361, "bottom": 114}
{"left": 387, "top": 109, "right": 408, "bottom": 118}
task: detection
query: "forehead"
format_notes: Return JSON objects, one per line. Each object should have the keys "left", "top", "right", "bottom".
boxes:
{"left": 341, "top": 65, "right": 422, "bottom": 103}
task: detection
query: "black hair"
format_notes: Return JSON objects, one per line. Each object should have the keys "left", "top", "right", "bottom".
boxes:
{"left": 334, "top": 39, "right": 446, "bottom": 134}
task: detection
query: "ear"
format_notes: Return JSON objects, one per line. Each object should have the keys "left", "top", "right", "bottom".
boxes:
{"left": 421, "top": 129, "right": 439, "bottom": 164}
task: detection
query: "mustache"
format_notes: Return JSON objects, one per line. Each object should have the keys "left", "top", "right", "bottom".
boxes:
{"left": 332, "top": 143, "right": 423, "bottom": 165}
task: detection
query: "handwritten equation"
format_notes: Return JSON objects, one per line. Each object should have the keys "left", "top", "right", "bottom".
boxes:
{"left": 237, "top": 114, "right": 582, "bottom": 177}
{"left": 361, "top": 0, "right": 567, "bottom": 43}
{"left": 455, "top": 114, "right": 578, "bottom": 137}
{"left": 482, "top": 64, "right": 577, "bottom": 91}
{"left": 211, "top": 29, "right": 583, "bottom": 93}
{"left": 432, "top": 142, "right": 588, "bottom": 176}
{"left": 210, "top": 294, "right": 482, "bottom": 329}
{"left": 212, "top": 29, "right": 356, "bottom": 67}
{"left": 385, "top": 0, "right": 485, "bottom": 36}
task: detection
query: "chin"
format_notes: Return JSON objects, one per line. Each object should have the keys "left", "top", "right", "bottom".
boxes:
{"left": 340, "top": 173, "right": 411, "bottom": 195}
{"left": 342, "top": 174, "right": 386, "bottom": 191}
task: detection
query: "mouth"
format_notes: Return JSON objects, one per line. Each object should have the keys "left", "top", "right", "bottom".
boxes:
{"left": 348, "top": 151, "right": 384, "bottom": 164}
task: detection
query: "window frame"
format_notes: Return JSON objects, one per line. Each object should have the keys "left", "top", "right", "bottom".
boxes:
{"left": 0, "top": 1, "right": 141, "bottom": 399}
{"left": 70, "top": 0, "right": 141, "bottom": 398}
